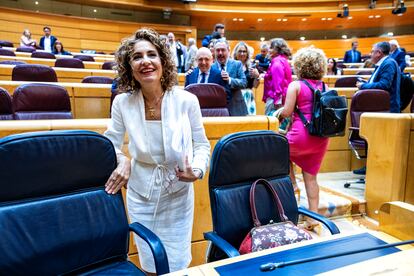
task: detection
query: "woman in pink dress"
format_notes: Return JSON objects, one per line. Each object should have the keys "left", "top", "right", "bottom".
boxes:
{"left": 279, "top": 47, "right": 329, "bottom": 231}
{"left": 263, "top": 38, "right": 292, "bottom": 115}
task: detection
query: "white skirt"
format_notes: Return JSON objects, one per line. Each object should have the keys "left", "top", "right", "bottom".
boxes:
{"left": 127, "top": 183, "right": 194, "bottom": 273}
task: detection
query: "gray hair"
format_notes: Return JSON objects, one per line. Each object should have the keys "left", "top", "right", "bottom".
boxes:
{"left": 375, "top": 41, "right": 390, "bottom": 55}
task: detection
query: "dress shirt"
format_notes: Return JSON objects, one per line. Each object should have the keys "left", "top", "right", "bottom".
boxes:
{"left": 44, "top": 37, "right": 51, "bottom": 52}
{"left": 369, "top": 56, "right": 387, "bottom": 83}
{"left": 198, "top": 70, "right": 209, "bottom": 83}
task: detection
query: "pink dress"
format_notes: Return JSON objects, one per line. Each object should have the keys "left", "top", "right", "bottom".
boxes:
{"left": 287, "top": 80, "right": 329, "bottom": 175}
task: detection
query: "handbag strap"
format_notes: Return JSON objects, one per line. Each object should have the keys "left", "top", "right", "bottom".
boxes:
{"left": 250, "top": 179, "right": 288, "bottom": 227}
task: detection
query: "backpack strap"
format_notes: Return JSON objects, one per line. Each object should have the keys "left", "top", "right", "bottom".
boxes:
{"left": 295, "top": 79, "right": 319, "bottom": 127}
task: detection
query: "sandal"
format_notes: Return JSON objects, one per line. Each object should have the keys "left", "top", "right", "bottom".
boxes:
{"left": 304, "top": 220, "right": 322, "bottom": 235}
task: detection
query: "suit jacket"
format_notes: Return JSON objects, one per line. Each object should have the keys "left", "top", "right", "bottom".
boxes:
{"left": 343, "top": 49, "right": 362, "bottom": 63}
{"left": 361, "top": 56, "right": 401, "bottom": 113}
{"left": 39, "top": 36, "right": 57, "bottom": 51}
{"left": 104, "top": 87, "right": 210, "bottom": 198}
{"left": 390, "top": 48, "right": 406, "bottom": 72}
{"left": 184, "top": 67, "right": 228, "bottom": 88}
{"left": 213, "top": 59, "right": 248, "bottom": 116}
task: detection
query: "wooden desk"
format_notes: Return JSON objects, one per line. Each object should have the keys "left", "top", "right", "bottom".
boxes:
{"left": 0, "top": 55, "right": 104, "bottom": 70}
{"left": 343, "top": 67, "right": 414, "bottom": 75}
{"left": 0, "top": 64, "right": 116, "bottom": 82}
{"left": 167, "top": 231, "right": 412, "bottom": 276}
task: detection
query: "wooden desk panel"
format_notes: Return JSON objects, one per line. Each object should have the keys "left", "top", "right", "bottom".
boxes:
{"left": 0, "top": 65, "right": 115, "bottom": 82}
{"left": 344, "top": 67, "right": 414, "bottom": 75}
{"left": 0, "top": 55, "right": 104, "bottom": 70}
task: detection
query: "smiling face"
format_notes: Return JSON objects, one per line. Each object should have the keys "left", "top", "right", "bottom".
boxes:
{"left": 130, "top": 40, "right": 162, "bottom": 86}
{"left": 215, "top": 41, "right": 229, "bottom": 65}
{"left": 327, "top": 58, "right": 334, "bottom": 69}
{"left": 236, "top": 45, "right": 248, "bottom": 63}
{"left": 196, "top": 48, "right": 213, "bottom": 73}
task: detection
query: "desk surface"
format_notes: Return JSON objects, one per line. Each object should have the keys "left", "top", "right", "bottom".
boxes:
{"left": 166, "top": 231, "right": 412, "bottom": 276}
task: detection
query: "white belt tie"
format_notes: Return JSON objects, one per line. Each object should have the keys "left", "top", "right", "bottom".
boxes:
{"left": 149, "top": 164, "right": 178, "bottom": 220}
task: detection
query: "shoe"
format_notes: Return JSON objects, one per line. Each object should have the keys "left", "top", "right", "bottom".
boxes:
{"left": 304, "top": 220, "right": 322, "bottom": 235}
{"left": 353, "top": 166, "right": 366, "bottom": 175}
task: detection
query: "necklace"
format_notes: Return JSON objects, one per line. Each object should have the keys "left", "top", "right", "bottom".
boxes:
{"left": 144, "top": 92, "right": 165, "bottom": 120}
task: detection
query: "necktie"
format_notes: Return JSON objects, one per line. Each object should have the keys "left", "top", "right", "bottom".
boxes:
{"left": 220, "top": 63, "right": 225, "bottom": 71}
{"left": 200, "top": 72, "right": 206, "bottom": 84}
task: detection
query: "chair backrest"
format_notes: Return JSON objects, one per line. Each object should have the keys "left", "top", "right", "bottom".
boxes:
{"left": 74, "top": 55, "right": 95, "bottom": 62}
{"left": 13, "top": 83, "right": 72, "bottom": 119}
{"left": 102, "top": 61, "right": 116, "bottom": 70}
{"left": 0, "top": 130, "right": 130, "bottom": 275}
{"left": 31, "top": 51, "right": 56, "bottom": 59}
{"left": 0, "top": 60, "right": 26, "bottom": 65}
{"left": 208, "top": 130, "right": 296, "bottom": 261}
{"left": 55, "top": 58, "right": 84, "bottom": 69}
{"left": 334, "top": 76, "right": 359, "bottom": 87}
{"left": 0, "top": 87, "right": 13, "bottom": 120}
{"left": 82, "top": 76, "right": 113, "bottom": 84}
{"left": 12, "top": 64, "right": 58, "bottom": 82}
{"left": 350, "top": 89, "right": 390, "bottom": 128}
{"left": 0, "top": 40, "right": 13, "bottom": 47}
{"left": 184, "top": 83, "right": 229, "bottom": 116}
{"left": 0, "top": 48, "right": 16, "bottom": 56}
{"left": 16, "top": 46, "right": 35, "bottom": 53}
{"left": 356, "top": 70, "right": 372, "bottom": 75}
{"left": 411, "top": 94, "right": 414, "bottom": 113}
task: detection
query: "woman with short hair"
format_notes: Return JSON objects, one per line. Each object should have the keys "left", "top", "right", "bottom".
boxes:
{"left": 279, "top": 46, "right": 329, "bottom": 231}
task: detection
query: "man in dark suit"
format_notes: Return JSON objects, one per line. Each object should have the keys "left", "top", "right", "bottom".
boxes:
{"left": 356, "top": 41, "right": 401, "bottom": 113}
{"left": 343, "top": 41, "right": 362, "bottom": 63}
{"left": 212, "top": 39, "right": 247, "bottom": 116}
{"left": 39, "top": 26, "right": 58, "bottom": 53}
{"left": 185, "top": 47, "right": 227, "bottom": 88}
{"left": 389, "top": 39, "right": 406, "bottom": 72}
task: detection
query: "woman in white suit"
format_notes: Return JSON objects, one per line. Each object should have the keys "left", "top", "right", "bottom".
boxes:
{"left": 104, "top": 28, "right": 210, "bottom": 274}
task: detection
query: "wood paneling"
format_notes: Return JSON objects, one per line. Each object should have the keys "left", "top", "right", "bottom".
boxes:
{"left": 360, "top": 113, "right": 412, "bottom": 220}
{"left": 379, "top": 201, "right": 414, "bottom": 241}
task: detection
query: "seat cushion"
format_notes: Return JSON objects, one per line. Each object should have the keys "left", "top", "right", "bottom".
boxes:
{"left": 79, "top": 260, "right": 144, "bottom": 275}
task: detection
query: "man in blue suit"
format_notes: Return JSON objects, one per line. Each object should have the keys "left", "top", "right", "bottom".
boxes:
{"left": 343, "top": 41, "right": 362, "bottom": 63}
{"left": 185, "top": 47, "right": 228, "bottom": 88}
{"left": 389, "top": 39, "right": 406, "bottom": 72}
{"left": 212, "top": 39, "right": 247, "bottom": 116}
{"left": 39, "top": 26, "right": 58, "bottom": 53}
{"left": 356, "top": 41, "right": 401, "bottom": 113}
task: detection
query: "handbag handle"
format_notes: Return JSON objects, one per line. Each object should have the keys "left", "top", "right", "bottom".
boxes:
{"left": 250, "top": 179, "right": 289, "bottom": 227}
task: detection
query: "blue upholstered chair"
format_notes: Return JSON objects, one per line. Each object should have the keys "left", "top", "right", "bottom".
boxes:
{"left": 204, "top": 130, "right": 340, "bottom": 262}
{"left": 0, "top": 130, "right": 169, "bottom": 275}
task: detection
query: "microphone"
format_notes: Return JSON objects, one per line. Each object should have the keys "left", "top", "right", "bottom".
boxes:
{"left": 259, "top": 239, "right": 414, "bottom": 272}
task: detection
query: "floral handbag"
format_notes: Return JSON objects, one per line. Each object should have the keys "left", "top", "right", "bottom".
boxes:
{"left": 239, "top": 179, "right": 312, "bottom": 255}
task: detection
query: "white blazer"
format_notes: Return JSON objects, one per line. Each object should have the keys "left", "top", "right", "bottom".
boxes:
{"left": 104, "top": 86, "right": 210, "bottom": 199}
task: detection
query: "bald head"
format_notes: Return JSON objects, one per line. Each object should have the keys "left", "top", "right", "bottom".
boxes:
{"left": 196, "top": 47, "right": 213, "bottom": 73}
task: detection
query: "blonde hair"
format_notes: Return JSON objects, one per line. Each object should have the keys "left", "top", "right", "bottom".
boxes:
{"left": 115, "top": 28, "right": 176, "bottom": 94}
{"left": 232, "top": 41, "right": 251, "bottom": 67}
{"left": 293, "top": 46, "right": 327, "bottom": 80}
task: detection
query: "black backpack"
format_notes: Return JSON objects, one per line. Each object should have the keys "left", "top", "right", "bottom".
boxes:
{"left": 400, "top": 72, "right": 414, "bottom": 112}
{"left": 296, "top": 80, "right": 348, "bottom": 137}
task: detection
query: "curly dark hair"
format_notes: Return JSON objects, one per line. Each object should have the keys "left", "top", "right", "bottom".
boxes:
{"left": 115, "top": 28, "right": 177, "bottom": 94}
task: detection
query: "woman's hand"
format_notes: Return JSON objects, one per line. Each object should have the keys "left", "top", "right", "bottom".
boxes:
{"left": 105, "top": 157, "right": 131, "bottom": 194}
{"left": 175, "top": 156, "right": 200, "bottom": 182}
{"left": 249, "top": 67, "right": 260, "bottom": 79}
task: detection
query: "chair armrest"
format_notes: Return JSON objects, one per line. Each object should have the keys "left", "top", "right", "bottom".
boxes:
{"left": 204, "top": 231, "right": 240, "bottom": 258}
{"left": 349, "top": 127, "right": 360, "bottom": 131}
{"left": 129, "top": 222, "right": 169, "bottom": 275}
{"left": 298, "top": 206, "right": 340, "bottom": 235}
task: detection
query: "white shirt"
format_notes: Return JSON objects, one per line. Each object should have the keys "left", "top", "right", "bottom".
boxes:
{"left": 44, "top": 37, "right": 52, "bottom": 52}
{"left": 104, "top": 87, "right": 210, "bottom": 199}
{"left": 369, "top": 56, "right": 388, "bottom": 83}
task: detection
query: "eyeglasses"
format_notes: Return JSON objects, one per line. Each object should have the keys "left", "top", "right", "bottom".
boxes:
{"left": 238, "top": 50, "right": 247, "bottom": 53}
